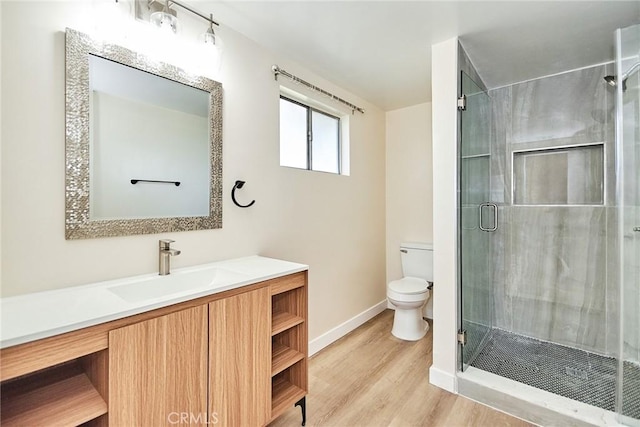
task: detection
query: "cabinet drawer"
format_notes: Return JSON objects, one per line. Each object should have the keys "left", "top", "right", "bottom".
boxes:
{"left": 270, "top": 272, "right": 306, "bottom": 295}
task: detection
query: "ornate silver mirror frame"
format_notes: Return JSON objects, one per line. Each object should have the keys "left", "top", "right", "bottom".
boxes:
{"left": 65, "top": 28, "right": 222, "bottom": 239}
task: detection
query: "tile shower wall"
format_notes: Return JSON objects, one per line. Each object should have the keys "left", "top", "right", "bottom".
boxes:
{"left": 490, "top": 64, "right": 617, "bottom": 355}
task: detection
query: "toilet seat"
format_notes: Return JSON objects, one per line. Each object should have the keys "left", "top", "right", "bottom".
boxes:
{"left": 387, "top": 277, "right": 429, "bottom": 303}
{"left": 388, "top": 277, "right": 428, "bottom": 294}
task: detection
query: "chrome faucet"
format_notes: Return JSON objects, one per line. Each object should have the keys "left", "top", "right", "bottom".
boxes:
{"left": 159, "top": 239, "right": 181, "bottom": 276}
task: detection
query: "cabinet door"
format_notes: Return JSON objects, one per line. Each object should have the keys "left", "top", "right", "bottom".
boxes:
{"left": 209, "top": 288, "right": 271, "bottom": 426}
{"left": 109, "top": 306, "right": 208, "bottom": 426}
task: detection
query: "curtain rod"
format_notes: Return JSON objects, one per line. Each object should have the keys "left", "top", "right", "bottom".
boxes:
{"left": 272, "top": 65, "right": 365, "bottom": 114}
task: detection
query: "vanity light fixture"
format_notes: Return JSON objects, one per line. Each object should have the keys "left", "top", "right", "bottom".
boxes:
{"left": 201, "top": 13, "right": 224, "bottom": 69}
{"left": 144, "top": 0, "right": 220, "bottom": 35}
{"left": 149, "top": 0, "right": 178, "bottom": 34}
{"left": 136, "top": 0, "right": 224, "bottom": 73}
{"left": 202, "top": 14, "right": 222, "bottom": 50}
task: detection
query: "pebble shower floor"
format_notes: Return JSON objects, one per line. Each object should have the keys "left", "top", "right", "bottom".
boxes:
{"left": 470, "top": 328, "right": 640, "bottom": 419}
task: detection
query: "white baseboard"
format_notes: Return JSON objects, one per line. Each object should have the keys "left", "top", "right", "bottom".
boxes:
{"left": 308, "top": 299, "right": 388, "bottom": 356}
{"left": 429, "top": 366, "right": 458, "bottom": 393}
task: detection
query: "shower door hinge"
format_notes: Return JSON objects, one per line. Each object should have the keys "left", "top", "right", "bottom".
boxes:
{"left": 457, "top": 95, "right": 466, "bottom": 111}
{"left": 457, "top": 329, "right": 467, "bottom": 346}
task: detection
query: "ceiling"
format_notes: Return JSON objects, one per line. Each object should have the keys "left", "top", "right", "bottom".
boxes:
{"left": 203, "top": 1, "right": 640, "bottom": 111}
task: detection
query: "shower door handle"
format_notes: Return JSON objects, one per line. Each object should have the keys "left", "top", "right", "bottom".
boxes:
{"left": 479, "top": 203, "right": 498, "bottom": 232}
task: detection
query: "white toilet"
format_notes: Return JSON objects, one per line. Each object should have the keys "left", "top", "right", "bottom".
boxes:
{"left": 387, "top": 242, "right": 433, "bottom": 341}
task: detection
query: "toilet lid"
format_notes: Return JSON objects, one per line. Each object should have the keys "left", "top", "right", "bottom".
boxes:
{"left": 388, "top": 277, "right": 428, "bottom": 294}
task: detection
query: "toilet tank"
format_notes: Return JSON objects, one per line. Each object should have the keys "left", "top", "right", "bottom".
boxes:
{"left": 400, "top": 242, "right": 433, "bottom": 282}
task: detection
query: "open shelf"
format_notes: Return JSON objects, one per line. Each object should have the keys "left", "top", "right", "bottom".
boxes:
{"left": 272, "top": 311, "right": 305, "bottom": 336}
{"left": 270, "top": 274, "right": 307, "bottom": 424}
{"left": 271, "top": 375, "right": 306, "bottom": 420}
{"left": 272, "top": 342, "right": 305, "bottom": 376}
{"left": 1, "top": 366, "right": 107, "bottom": 426}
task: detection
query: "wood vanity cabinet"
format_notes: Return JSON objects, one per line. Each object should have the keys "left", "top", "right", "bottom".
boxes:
{"left": 0, "top": 271, "right": 308, "bottom": 427}
{"left": 209, "top": 287, "right": 271, "bottom": 426}
{"left": 108, "top": 305, "right": 209, "bottom": 426}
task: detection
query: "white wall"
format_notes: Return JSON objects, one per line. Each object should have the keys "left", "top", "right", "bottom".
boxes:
{"left": 0, "top": 1, "right": 387, "bottom": 343}
{"left": 429, "top": 37, "right": 459, "bottom": 392}
{"left": 385, "top": 102, "right": 433, "bottom": 315}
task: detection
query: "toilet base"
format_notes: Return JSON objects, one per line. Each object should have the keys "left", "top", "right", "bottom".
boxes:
{"left": 391, "top": 306, "right": 429, "bottom": 341}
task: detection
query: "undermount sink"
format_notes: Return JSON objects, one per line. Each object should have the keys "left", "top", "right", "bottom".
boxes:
{"left": 108, "top": 267, "right": 249, "bottom": 303}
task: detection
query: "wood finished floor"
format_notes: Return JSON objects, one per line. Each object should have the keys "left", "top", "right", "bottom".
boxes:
{"left": 269, "top": 310, "right": 534, "bottom": 427}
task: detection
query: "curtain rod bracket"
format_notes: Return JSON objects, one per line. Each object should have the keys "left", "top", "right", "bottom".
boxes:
{"left": 272, "top": 65, "right": 281, "bottom": 81}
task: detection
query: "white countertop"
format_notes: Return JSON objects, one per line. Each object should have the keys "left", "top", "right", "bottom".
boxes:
{"left": 0, "top": 256, "right": 308, "bottom": 349}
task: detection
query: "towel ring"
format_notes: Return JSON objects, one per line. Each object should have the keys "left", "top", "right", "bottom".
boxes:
{"left": 231, "top": 180, "right": 255, "bottom": 208}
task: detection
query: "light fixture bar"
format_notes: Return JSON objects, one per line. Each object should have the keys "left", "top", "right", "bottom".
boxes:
{"left": 148, "top": 0, "right": 219, "bottom": 26}
{"left": 272, "top": 65, "right": 365, "bottom": 114}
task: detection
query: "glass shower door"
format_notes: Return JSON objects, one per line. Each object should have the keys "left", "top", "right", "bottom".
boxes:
{"left": 459, "top": 71, "right": 494, "bottom": 370}
{"left": 616, "top": 23, "right": 640, "bottom": 427}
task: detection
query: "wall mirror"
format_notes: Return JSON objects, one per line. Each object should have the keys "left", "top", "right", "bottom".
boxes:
{"left": 65, "top": 28, "right": 222, "bottom": 239}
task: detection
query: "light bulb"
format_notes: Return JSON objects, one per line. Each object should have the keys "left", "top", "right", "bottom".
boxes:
{"left": 200, "top": 27, "right": 224, "bottom": 74}
{"left": 150, "top": 11, "right": 178, "bottom": 34}
{"left": 201, "top": 28, "right": 223, "bottom": 49}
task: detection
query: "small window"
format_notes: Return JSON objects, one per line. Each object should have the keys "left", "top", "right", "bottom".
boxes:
{"left": 279, "top": 96, "right": 341, "bottom": 174}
